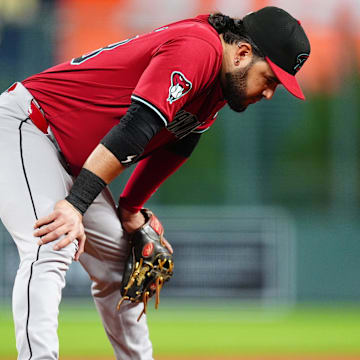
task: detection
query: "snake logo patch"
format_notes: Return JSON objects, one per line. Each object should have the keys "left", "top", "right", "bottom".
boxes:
{"left": 167, "top": 71, "right": 192, "bottom": 104}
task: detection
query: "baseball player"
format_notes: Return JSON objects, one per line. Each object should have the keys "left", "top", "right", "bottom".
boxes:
{"left": 0, "top": 7, "right": 310, "bottom": 360}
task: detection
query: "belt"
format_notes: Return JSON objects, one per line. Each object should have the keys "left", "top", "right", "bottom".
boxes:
{"left": 7, "top": 82, "right": 48, "bottom": 134}
{"left": 28, "top": 99, "right": 48, "bottom": 134}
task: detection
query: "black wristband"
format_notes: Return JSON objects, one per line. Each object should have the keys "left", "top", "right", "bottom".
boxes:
{"left": 65, "top": 168, "right": 107, "bottom": 215}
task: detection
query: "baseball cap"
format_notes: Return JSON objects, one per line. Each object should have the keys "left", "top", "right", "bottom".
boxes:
{"left": 243, "top": 7, "right": 310, "bottom": 100}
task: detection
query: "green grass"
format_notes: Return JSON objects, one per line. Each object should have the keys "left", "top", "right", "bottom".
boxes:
{"left": 1, "top": 300, "right": 360, "bottom": 357}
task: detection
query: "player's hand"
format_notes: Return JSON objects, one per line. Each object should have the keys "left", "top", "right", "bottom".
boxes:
{"left": 33, "top": 199, "right": 86, "bottom": 261}
{"left": 118, "top": 206, "right": 146, "bottom": 234}
{"left": 118, "top": 207, "right": 173, "bottom": 254}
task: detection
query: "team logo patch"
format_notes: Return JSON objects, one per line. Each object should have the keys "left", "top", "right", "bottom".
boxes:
{"left": 293, "top": 53, "right": 309, "bottom": 73}
{"left": 167, "top": 71, "right": 192, "bottom": 104}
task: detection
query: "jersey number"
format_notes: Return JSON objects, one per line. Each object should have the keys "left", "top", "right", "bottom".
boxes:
{"left": 70, "top": 35, "right": 139, "bottom": 65}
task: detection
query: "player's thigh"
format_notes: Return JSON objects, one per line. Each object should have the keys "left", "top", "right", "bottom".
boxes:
{"left": 0, "top": 117, "right": 73, "bottom": 255}
{"left": 81, "top": 188, "right": 130, "bottom": 282}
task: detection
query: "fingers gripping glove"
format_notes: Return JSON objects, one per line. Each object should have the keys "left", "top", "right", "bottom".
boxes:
{"left": 117, "top": 209, "right": 174, "bottom": 321}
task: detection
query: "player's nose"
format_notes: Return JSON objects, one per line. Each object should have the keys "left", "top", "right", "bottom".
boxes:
{"left": 262, "top": 88, "right": 275, "bottom": 100}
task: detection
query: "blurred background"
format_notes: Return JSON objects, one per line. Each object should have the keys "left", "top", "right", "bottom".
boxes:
{"left": 0, "top": 0, "right": 360, "bottom": 359}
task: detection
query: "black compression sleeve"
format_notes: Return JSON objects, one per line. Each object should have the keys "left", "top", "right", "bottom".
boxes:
{"left": 101, "top": 101, "right": 165, "bottom": 166}
{"left": 166, "top": 132, "right": 201, "bottom": 158}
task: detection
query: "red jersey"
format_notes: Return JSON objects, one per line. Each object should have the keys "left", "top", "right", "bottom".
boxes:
{"left": 23, "top": 15, "right": 226, "bottom": 175}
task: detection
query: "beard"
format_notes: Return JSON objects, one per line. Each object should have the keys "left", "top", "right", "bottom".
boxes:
{"left": 221, "top": 62, "right": 253, "bottom": 113}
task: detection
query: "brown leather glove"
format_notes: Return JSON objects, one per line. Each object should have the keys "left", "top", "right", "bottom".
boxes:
{"left": 117, "top": 209, "right": 174, "bottom": 321}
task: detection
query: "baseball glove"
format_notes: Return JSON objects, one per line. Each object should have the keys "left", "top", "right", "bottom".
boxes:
{"left": 117, "top": 209, "right": 174, "bottom": 321}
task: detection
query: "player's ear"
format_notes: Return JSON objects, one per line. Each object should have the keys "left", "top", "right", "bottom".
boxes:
{"left": 234, "top": 42, "right": 252, "bottom": 66}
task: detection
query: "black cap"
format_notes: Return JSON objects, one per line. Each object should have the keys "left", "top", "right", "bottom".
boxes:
{"left": 243, "top": 7, "right": 310, "bottom": 100}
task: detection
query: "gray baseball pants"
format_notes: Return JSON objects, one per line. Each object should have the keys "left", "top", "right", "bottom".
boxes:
{"left": 0, "top": 83, "right": 153, "bottom": 360}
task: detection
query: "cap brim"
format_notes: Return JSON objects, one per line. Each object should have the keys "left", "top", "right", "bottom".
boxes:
{"left": 265, "top": 56, "right": 305, "bottom": 100}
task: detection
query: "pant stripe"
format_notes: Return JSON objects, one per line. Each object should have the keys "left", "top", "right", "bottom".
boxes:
{"left": 19, "top": 119, "right": 42, "bottom": 360}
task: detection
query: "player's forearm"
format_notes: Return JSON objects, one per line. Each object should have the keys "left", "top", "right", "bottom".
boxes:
{"left": 83, "top": 144, "right": 126, "bottom": 184}
{"left": 63, "top": 144, "right": 125, "bottom": 215}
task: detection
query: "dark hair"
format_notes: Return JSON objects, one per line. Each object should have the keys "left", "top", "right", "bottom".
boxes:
{"left": 208, "top": 13, "right": 264, "bottom": 59}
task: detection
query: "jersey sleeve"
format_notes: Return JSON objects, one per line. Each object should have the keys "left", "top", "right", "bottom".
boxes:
{"left": 193, "top": 112, "right": 218, "bottom": 133}
{"left": 119, "top": 146, "right": 188, "bottom": 213}
{"left": 192, "top": 100, "right": 226, "bottom": 133}
{"left": 131, "top": 36, "right": 222, "bottom": 125}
